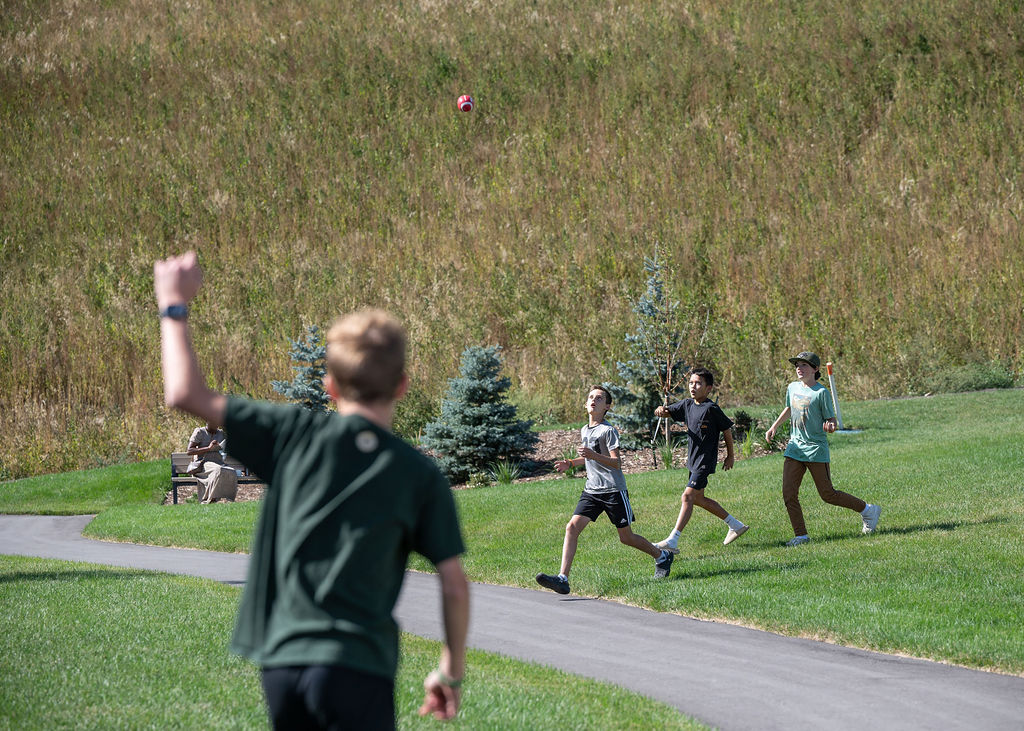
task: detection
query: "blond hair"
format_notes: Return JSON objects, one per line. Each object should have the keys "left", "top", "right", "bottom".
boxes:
{"left": 326, "top": 310, "right": 406, "bottom": 403}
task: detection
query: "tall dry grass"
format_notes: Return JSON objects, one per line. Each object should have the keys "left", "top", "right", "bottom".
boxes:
{"left": 2, "top": 0, "right": 1022, "bottom": 477}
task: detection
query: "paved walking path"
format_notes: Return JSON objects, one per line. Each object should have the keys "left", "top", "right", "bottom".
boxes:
{"left": 2, "top": 514, "right": 1022, "bottom": 730}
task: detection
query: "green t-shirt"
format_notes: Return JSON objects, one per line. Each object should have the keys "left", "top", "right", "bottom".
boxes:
{"left": 224, "top": 397, "right": 465, "bottom": 678}
{"left": 783, "top": 381, "right": 835, "bottom": 463}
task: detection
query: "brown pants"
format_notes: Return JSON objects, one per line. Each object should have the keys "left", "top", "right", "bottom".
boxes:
{"left": 783, "top": 457, "right": 866, "bottom": 537}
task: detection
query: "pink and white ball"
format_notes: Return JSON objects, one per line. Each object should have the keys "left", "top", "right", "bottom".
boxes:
{"left": 457, "top": 94, "right": 474, "bottom": 112}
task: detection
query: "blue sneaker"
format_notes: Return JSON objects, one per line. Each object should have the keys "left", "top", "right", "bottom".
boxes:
{"left": 654, "top": 549, "right": 674, "bottom": 579}
{"left": 536, "top": 572, "right": 570, "bottom": 595}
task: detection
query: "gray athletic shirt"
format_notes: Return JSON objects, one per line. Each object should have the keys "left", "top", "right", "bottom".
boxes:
{"left": 581, "top": 421, "right": 628, "bottom": 494}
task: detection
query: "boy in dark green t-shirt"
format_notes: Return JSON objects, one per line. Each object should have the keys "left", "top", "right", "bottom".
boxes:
{"left": 155, "top": 252, "right": 469, "bottom": 729}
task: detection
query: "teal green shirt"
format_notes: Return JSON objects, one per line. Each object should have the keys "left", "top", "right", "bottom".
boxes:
{"left": 224, "top": 397, "right": 465, "bottom": 678}
{"left": 783, "top": 381, "right": 835, "bottom": 463}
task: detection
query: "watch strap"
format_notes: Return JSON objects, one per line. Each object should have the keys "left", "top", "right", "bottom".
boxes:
{"left": 432, "top": 668, "right": 462, "bottom": 688}
{"left": 160, "top": 304, "right": 189, "bottom": 320}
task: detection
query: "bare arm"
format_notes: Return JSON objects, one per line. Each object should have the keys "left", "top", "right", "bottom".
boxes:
{"left": 553, "top": 457, "right": 581, "bottom": 472}
{"left": 766, "top": 406, "right": 791, "bottom": 442}
{"left": 186, "top": 440, "right": 221, "bottom": 457}
{"left": 722, "top": 429, "right": 735, "bottom": 470}
{"left": 579, "top": 445, "right": 621, "bottom": 470}
{"left": 419, "top": 556, "right": 470, "bottom": 720}
{"left": 154, "top": 253, "right": 227, "bottom": 426}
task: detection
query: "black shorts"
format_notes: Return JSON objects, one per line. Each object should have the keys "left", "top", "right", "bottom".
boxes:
{"left": 574, "top": 490, "right": 635, "bottom": 528}
{"left": 687, "top": 471, "right": 711, "bottom": 490}
{"left": 261, "top": 664, "right": 395, "bottom": 730}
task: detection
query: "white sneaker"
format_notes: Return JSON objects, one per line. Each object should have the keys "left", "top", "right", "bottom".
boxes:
{"left": 654, "top": 538, "right": 680, "bottom": 555}
{"left": 862, "top": 504, "right": 881, "bottom": 534}
{"left": 723, "top": 524, "right": 749, "bottom": 545}
{"left": 785, "top": 535, "right": 810, "bottom": 547}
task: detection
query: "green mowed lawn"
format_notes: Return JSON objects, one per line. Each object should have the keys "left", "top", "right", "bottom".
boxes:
{"left": 0, "top": 556, "right": 703, "bottom": 730}
{"left": 443, "top": 390, "right": 1024, "bottom": 673}
{"left": 3, "top": 389, "right": 1022, "bottom": 679}
{"left": 71, "top": 390, "right": 1024, "bottom": 675}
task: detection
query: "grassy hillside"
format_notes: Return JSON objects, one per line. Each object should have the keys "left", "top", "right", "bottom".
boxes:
{"left": 2, "top": 0, "right": 1023, "bottom": 477}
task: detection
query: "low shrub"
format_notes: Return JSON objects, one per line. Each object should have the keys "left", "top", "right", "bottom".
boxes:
{"left": 921, "top": 360, "right": 1015, "bottom": 395}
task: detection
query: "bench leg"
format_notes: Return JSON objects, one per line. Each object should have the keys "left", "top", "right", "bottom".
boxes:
{"left": 173, "top": 484, "right": 178, "bottom": 505}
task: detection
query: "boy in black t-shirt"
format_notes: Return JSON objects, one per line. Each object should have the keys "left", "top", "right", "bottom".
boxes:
{"left": 653, "top": 368, "right": 749, "bottom": 553}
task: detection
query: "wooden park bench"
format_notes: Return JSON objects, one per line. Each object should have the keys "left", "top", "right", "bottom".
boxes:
{"left": 169, "top": 452, "right": 260, "bottom": 505}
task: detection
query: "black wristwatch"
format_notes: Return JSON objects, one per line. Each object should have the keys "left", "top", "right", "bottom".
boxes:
{"left": 159, "top": 304, "right": 189, "bottom": 321}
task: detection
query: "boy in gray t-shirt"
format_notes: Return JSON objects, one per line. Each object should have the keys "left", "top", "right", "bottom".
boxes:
{"left": 535, "top": 385, "right": 675, "bottom": 595}
{"left": 580, "top": 420, "right": 628, "bottom": 493}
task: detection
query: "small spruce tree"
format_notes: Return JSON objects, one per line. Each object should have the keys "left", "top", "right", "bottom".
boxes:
{"left": 608, "top": 255, "right": 693, "bottom": 450}
{"left": 422, "top": 345, "right": 539, "bottom": 484}
{"left": 271, "top": 325, "right": 330, "bottom": 412}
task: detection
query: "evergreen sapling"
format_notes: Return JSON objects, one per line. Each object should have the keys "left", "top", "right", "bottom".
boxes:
{"left": 422, "top": 345, "right": 539, "bottom": 484}
{"left": 271, "top": 325, "right": 330, "bottom": 412}
{"left": 608, "top": 256, "right": 690, "bottom": 450}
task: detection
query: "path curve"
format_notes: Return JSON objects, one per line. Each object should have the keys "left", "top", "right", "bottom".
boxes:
{"left": 1, "top": 515, "right": 1021, "bottom": 730}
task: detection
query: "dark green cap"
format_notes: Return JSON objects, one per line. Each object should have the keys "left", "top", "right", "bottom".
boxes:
{"left": 788, "top": 351, "right": 821, "bottom": 369}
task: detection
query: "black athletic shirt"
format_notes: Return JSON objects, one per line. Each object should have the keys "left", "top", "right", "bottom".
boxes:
{"left": 665, "top": 398, "right": 733, "bottom": 473}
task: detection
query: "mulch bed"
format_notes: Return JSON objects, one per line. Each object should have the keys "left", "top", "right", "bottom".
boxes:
{"left": 510, "top": 428, "right": 681, "bottom": 483}
{"left": 164, "top": 428, "right": 767, "bottom": 503}
{"left": 165, "top": 481, "right": 267, "bottom": 504}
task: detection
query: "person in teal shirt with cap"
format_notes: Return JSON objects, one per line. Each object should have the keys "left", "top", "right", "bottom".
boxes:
{"left": 766, "top": 351, "right": 881, "bottom": 546}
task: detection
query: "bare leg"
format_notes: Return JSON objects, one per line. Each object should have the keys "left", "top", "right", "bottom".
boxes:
{"left": 672, "top": 487, "right": 704, "bottom": 532}
{"left": 616, "top": 524, "right": 662, "bottom": 559}
{"left": 692, "top": 491, "right": 728, "bottom": 520}
{"left": 560, "top": 515, "right": 591, "bottom": 577}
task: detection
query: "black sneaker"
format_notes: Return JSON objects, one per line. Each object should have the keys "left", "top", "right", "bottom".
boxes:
{"left": 654, "top": 549, "right": 674, "bottom": 579}
{"left": 535, "top": 572, "right": 570, "bottom": 595}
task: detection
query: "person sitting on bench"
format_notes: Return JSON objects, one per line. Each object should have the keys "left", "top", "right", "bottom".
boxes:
{"left": 187, "top": 420, "right": 238, "bottom": 503}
